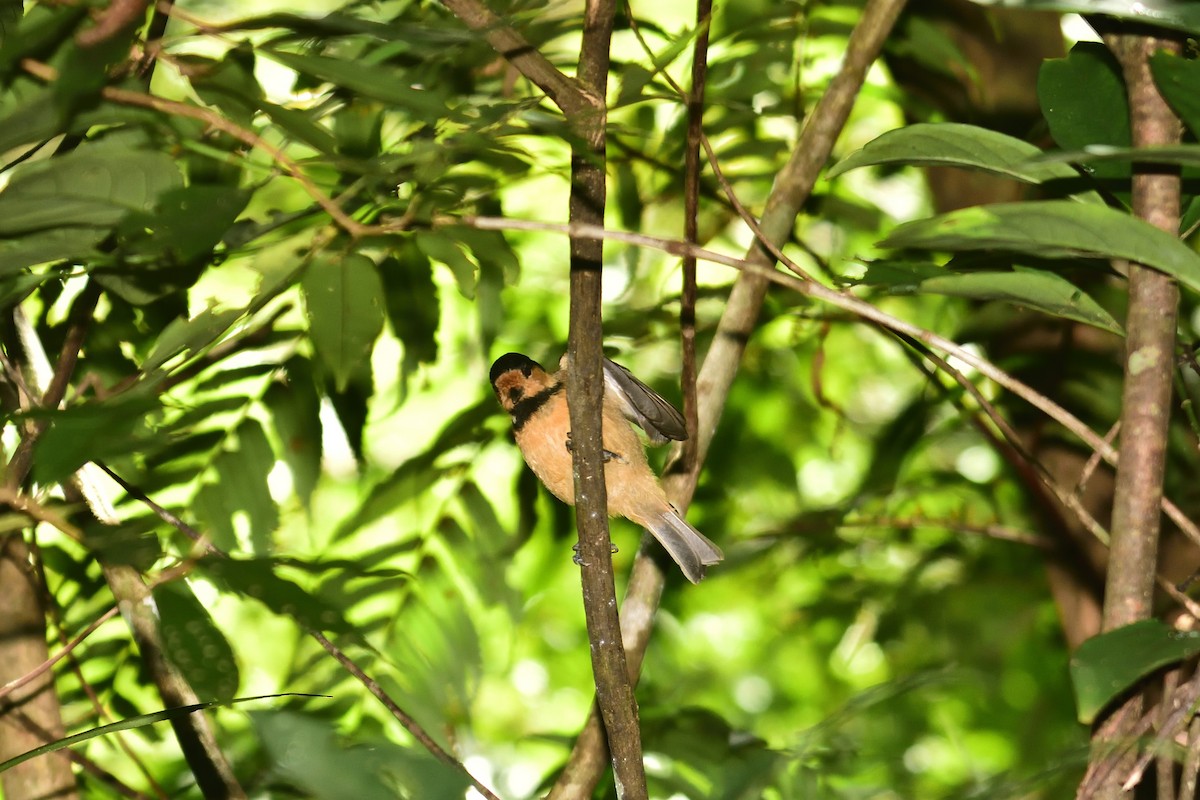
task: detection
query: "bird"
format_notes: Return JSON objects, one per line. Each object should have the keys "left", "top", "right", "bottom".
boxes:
{"left": 489, "top": 351, "right": 723, "bottom": 583}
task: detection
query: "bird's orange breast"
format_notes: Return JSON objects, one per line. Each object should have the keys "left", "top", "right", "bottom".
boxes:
{"left": 514, "top": 392, "right": 670, "bottom": 524}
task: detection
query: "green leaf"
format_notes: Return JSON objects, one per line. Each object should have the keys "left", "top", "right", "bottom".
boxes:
{"left": 0, "top": 85, "right": 62, "bottom": 154}
{"left": 1038, "top": 43, "right": 1130, "bottom": 184}
{"left": 455, "top": 225, "right": 520, "bottom": 285}
{"left": 182, "top": 46, "right": 263, "bottom": 127}
{"left": 0, "top": 694, "right": 322, "bottom": 775}
{"left": 0, "top": 227, "right": 107, "bottom": 276}
{"left": 263, "top": 49, "right": 448, "bottom": 117}
{"left": 328, "top": 372, "right": 371, "bottom": 463}
{"left": 252, "top": 710, "right": 470, "bottom": 800}
{"left": 861, "top": 261, "right": 1122, "bottom": 334}
{"left": 978, "top": 1, "right": 1200, "bottom": 35}
{"left": 0, "top": 5, "right": 88, "bottom": 76}
{"left": 201, "top": 557, "right": 355, "bottom": 634}
{"left": 302, "top": 254, "right": 385, "bottom": 392}
{"left": 829, "top": 123, "right": 1088, "bottom": 189}
{"left": 31, "top": 394, "right": 161, "bottom": 484}
{"left": 919, "top": 268, "right": 1122, "bottom": 335}
{"left": 880, "top": 201, "right": 1200, "bottom": 293}
{"left": 119, "top": 185, "right": 252, "bottom": 264}
{"left": 1035, "top": 144, "right": 1200, "bottom": 170}
{"left": 192, "top": 420, "right": 279, "bottom": 554}
{"left": 264, "top": 358, "right": 322, "bottom": 508}
{"left": 333, "top": 99, "right": 383, "bottom": 159}
{"left": 379, "top": 246, "right": 439, "bottom": 374}
{"left": 260, "top": 101, "right": 338, "bottom": 154}
{"left": 142, "top": 307, "right": 242, "bottom": 373}
{"left": 1071, "top": 619, "right": 1200, "bottom": 724}
{"left": 334, "top": 400, "right": 492, "bottom": 539}
{"left": 83, "top": 515, "right": 162, "bottom": 571}
{"left": 0, "top": 147, "right": 184, "bottom": 235}
{"left": 886, "top": 14, "right": 973, "bottom": 83}
{"left": 1150, "top": 52, "right": 1200, "bottom": 141}
{"left": 154, "top": 581, "right": 240, "bottom": 703}
{"left": 415, "top": 230, "right": 478, "bottom": 298}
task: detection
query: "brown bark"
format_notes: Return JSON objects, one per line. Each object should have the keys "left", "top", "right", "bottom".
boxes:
{"left": 1079, "top": 31, "right": 1183, "bottom": 800}
{"left": 0, "top": 535, "right": 77, "bottom": 800}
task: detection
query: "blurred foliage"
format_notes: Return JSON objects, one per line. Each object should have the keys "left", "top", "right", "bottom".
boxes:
{"left": 5, "top": 0, "right": 1200, "bottom": 798}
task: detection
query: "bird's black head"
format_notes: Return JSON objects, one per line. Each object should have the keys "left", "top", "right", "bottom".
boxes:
{"left": 489, "top": 352, "right": 540, "bottom": 386}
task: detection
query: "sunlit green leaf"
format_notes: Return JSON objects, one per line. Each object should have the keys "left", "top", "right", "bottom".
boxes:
{"left": 263, "top": 49, "right": 448, "bottom": 116}
{"left": 335, "top": 400, "right": 492, "bottom": 539}
{"left": 193, "top": 420, "right": 279, "bottom": 554}
{"left": 143, "top": 307, "right": 242, "bottom": 373}
{"left": 894, "top": 267, "right": 1122, "bottom": 335}
{"left": 182, "top": 45, "right": 263, "bottom": 126}
{"left": 0, "top": 147, "right": 183, "bottom": 235}
{"left": 302, "top": 253, "right": 385, "bottom": 393}
{"left": 202, "top": 557, "right": 355, "bottom": 634}
{"left": 252, "top": 710, "right": 470, "bottom": 799}
{"left": 880, "top": 201, "right": 1200, "bottom": 292}
{"left": 155, "top": 581, "right": 240, "bottom": 703}
{"left": 265, "top": 358, "right": 322, "bottom": 508}
{"left": 830, "top": 123, "right": 1080, "bottom": 186}
{"left": 31, "top": 394, "right": 161, "bottom": 484}
{"left": 415, "top": 230, "right": 478, "bottom": 299}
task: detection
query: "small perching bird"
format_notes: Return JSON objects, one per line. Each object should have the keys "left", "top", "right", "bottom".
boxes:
{"left": 489, "top": 352, "right": 723, "bottom": 583}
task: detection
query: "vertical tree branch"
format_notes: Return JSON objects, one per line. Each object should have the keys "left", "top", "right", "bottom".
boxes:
{"left": 0, "top": 289, "right": 98, "bottom": 800}
{"left": 98, "top": 558, "right": 246, "bottom": 800}
{"left": 566, "top": 0, "right": 648, "bottom": 797}
{"left": 550, "top": 1, "right": 909, "bottom": 796}
{"left": 1081, "top": 30, "right": 1183, "bottom": 800}
{"left": 679, "top": 0, "right": 713, "bottom": 470}
{"left": 0, "top": 536, "right": 77, "bottom": 800}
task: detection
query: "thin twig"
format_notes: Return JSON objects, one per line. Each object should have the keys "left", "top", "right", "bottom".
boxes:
{"left": 0, "top": 606, "right": 119, "bottom": 704}
{"left": 1074, "top": 421, "right": 1119, "bottom": 498}
{"left": 307, "top": 631, "right": 501, "bottom": 800}
{"left": 76, "top": 0, "right": 150, "bottom": 48}
{"left": 5, "top": 282, "right": 100, "bottom": 490}
{"left": 94, "top": 465, "right": 222, "bottom": 556}
{"left": 622, "top": 0, "right": 711, "bottom": 473}
{"left": 1121, "top": 666, "right": 1200, "bottom": 792}
{"left": 439, "top": 0, "right": 600, "bottom": 119}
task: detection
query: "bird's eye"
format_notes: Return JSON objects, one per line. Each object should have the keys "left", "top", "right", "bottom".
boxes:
{"left": 521, "top": 364, "right": 534, "bottom": 377}
{"left": 507, "top": 387, "right": 523, "bottom": 402}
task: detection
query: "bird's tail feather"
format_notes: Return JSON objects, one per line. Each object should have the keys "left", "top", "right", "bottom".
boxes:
{"left": 644, "top": 511, "right": 724, "bottom": 584}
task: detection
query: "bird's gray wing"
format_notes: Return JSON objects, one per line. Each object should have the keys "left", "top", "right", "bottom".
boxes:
{"left": 603, "top": 358, "right": 688, "bottom": 445}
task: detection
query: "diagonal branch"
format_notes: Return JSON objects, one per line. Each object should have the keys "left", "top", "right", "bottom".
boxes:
{"left": 439, "top": 0, "right": 600, "bottom": 118}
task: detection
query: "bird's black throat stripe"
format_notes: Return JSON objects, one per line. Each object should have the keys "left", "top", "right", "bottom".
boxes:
{"left": 511, "top": 382, "right": 564, "bottom": 432}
